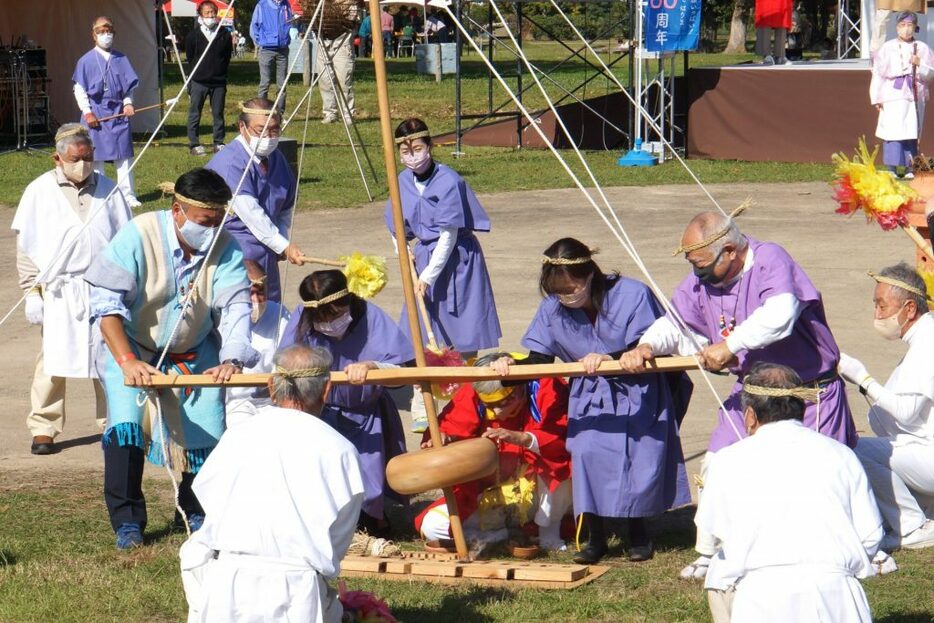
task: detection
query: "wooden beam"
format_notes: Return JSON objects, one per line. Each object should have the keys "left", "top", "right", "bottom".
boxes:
{"left": 125, "top": 356, "right": 699, "bottom": 388}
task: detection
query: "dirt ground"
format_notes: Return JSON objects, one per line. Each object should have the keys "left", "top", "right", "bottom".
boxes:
{"left": 0, "top": 181, "right": 915, "bottom": 494}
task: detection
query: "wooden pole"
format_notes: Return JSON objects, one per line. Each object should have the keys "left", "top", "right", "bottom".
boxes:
{"left": 902, "top": 224, "right": 934, "bottom": 264}
{"left": 366, "top": 0, "right": 470, "bottom": 561}
{"left": 128, "top": 357, "right": 700, "bottom": 388}
{"left": 97, "top": 102, "right": 167, "bottom": 123}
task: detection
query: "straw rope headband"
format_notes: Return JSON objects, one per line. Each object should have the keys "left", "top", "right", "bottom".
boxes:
{"left": 394, "top": 130, "right": 431, "bottom": 145}
{"left": 542, "top": 248, "right": 598, "bottom": 266}
{"left": 157, "top": 182, "right": 226, "bottom": 210}
{"left": 250, "top": 276, "right": 267, "bottom": 287}
{"left": 302, "top": 289, "right": 350, "bottom": 308}
{"left": 55, "top": 126, "right": 89, "bottom": 141}
{"left": 240, "top": 103, "right": 279, "bottom": 116}
{"left": 672, "top": 201, "right": 753, "bottom": 256}
{"left": 273, "top": 365, "right": 329, "bottom": 379}
{"left": 867, "top": 271, "right": 933, "bottom": 302}
{"left": 742, "top": 383, "right": 823, "bottom": 403}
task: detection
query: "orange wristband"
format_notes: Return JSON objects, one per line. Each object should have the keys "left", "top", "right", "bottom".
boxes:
{"left": 116, "top": 352, "right": 137, "bottom": 365}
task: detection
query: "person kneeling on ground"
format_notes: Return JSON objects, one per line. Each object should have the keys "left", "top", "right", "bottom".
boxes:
{"left": 180, "top": 344, "right": 365, "bottom": 623}
{"left": 415, "top": 352, "right": 573, "bottom": 553}
{"left": 697, "top": 362, "right": 883, "bottom": 623}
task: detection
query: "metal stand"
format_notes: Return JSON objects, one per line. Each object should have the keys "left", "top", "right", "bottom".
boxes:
{"left": 0, "top": 48, "right": 50, "bottom": 155}
{"left": 837, "top": 0, "right": 862, "bottom": 59}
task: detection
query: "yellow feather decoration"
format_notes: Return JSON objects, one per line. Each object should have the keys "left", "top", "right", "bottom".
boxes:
{"left": 340, "top": 253, "right": 387, "bottom": 299}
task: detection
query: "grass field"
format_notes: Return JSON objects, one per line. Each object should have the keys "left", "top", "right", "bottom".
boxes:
{"left": 0, "top": 470, "right": 932, "bottom": 623}
{"left": 0, "top": 45, "right": 832, "bottom": 211}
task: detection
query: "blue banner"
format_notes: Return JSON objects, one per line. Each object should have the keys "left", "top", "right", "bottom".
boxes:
{"left": 645, "top": 0, "right": 702, "bottom": 53}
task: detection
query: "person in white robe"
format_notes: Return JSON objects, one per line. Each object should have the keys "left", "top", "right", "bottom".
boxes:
{"left": 180, "top": 343, "right": 365, "bottom": 623}
{"left": 838, "top": 263, "right": 934, "bottom": 551}
{"left": 11, "top": 123, "right": 132, "bottom": 455}
{"left": 223, "top": 264, "right": 290, "bottom": 427}
{"left": 697, "top": 362, "right": 883, "bottom": 623}
{"left": 871, "top": 11, "right": 934, "bottom": 177}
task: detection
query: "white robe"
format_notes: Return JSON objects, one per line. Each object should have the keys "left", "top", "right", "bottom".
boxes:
{"left": 696, "top": 420, "right": 883, "bottom": 623}
{"left": 224, "top": 302, "right": 291, "bottom": 427}
{"left": 11, "top": 171, "right": 131, "bottom": 377}
{"left": 181, "top": 405, "right": 365, "bottom": 623}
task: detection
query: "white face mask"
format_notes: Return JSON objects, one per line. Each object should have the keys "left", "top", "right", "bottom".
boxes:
{"left": 249, "top": 134, "right": 279, "bottom": 158}
{"left": 873, "top": 304, "right": 908, "bottom": 341}
{"left": 401, "top": 148, "right": 432, "bottom": 175}
{"left": 61, "top": 160, "right": 93, "bottom": 184}
{"left": 314, "top": 311, "right": 353, "bottom": 338}
{"left": 176, "top": 209, "right": 218, "bottom": 253}
{"left": 96, "top": 33, "right": 114, "bottom": 49}
{"left": 202, "top": 17, "right": 218, "bottom": 29}
{"left": 556, "top": 274, "right": 593, "bottom": 309}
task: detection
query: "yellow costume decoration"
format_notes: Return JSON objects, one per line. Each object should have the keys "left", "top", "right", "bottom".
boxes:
{"left": 476, "top": 464, "right": 537, "bottom": 531}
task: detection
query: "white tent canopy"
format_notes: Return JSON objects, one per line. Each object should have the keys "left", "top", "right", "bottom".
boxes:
{"left": 0, "top": 1, "right": 160, "bottom": 134}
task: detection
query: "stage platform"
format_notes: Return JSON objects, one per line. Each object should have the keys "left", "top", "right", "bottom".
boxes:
{"left": 687, "top": 58, "right": 934, "bottom": 163}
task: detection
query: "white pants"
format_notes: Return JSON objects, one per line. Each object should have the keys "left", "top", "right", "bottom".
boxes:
{"left": 420, "top": 478, "right": 573, "bottom": 544}
{"left": 695, "top": 452, "right": 719, "bottom": 556}
{"left": 732, "top": 567, "right": 871, "bottom": 623}
{"left": 316, "top": 35, "right": 356, "bottom": 119}
{"left": 855, "top": 436, "right": 934, "bottom": 536}
{"left": 872, "top": 10, "right": 893, "bottom": 54}
{"left": 94, "top": 158, "right": 137, "bottom": 201}
{"left": 181, "top": 541, "right": 342, "bottom": 623}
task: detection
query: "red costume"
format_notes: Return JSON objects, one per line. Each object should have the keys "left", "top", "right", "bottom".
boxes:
{"left": 755, "top": 0, "right": 792, "bottom": 29}
{"left": 415, "top": 378, "right": 571, "bottom": 533}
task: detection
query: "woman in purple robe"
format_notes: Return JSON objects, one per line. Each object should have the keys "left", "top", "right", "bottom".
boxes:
{"left": 279, "top": 270, "right": 413, "bottom": 535}
{"left": 384, "top": 117, "right": 501, "bottom": 355}
{"left": 492, "top": 238, "right": 691, "bottom": 564}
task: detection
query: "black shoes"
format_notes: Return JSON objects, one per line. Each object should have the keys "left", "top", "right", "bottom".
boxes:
{"left": 30, "top": 435, "right": 56, "bottom": 455}
{"left": 573, "top": 542, "right": 608, "bottom": 564}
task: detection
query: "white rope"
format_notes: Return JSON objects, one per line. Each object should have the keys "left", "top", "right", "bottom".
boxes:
{"left": 548, "top": 0, "right": 726, "bottom": 217}
{"left": 0, "top": 0, "right": 245, "bottom": 329}
{"left": 445, "top": 3, "right": 743, "bottom": 442}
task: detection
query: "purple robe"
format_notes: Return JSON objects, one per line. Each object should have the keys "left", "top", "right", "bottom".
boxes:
{"left": 72, "top": 49, "right": 139, "bottom": 161}
{"left": 670, "top": 237, "right": 858, "bottom": 453}
{"left": 522, "top": 277, "right": 691, "bottom": 518}
{"left": 280, "top": 301, "right": 413, "bottom": 519}
{"left": 385, "top": 163, "right": 501, "bottom": 352}
{"left": 206, "top": 140, "right": 296, "bottom": 302}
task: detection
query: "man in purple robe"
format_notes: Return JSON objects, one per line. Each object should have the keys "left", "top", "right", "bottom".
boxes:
{"left": 619, "top": 210, "right": 858, "bottom": 579}
{"left": 206, "top": 98, "right": 304, "bottom": 303}
{"left": 73, "top": 16, "right": 141, "bottom": 208}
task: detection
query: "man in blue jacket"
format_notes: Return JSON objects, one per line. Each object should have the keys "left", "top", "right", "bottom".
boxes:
{"left": 250, "top": 0, "right": 293, "bottom": 113}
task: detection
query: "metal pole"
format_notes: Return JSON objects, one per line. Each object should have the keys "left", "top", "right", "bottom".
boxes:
{"left": 487, "top": 2, "right": 494, "bottom": 114}
{"left": 455, "top": 0, "right": 463, "bottom": 155}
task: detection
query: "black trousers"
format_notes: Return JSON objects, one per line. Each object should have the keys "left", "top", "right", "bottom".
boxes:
{"left": 187, "top": 82, "right": 227, "bottom": 148}
{"left": 102, "top": 431, "right": 204, "bottom": 533}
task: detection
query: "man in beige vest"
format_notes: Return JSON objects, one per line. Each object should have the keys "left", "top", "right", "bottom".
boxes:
{"left": 85, "top": 167, "right": 257, "bottom": 550}
{"left": 11, "top": 123, "right": 131, "bottom": 455}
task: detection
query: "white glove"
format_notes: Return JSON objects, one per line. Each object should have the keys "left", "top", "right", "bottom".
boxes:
{"left": 838, "top": 353, "right": 871, "bottom": 386}
{"left": 24, "top": 293, "right": 43, "bottom": 325}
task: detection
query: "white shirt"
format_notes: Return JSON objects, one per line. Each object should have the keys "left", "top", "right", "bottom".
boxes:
{"left": 191, "top": 405, "right": 365, "bottom": 576}
{"left": 229, "top": 134, "right": 291, "bottom": 255}
{"left": 225, "top": 301, "right": 291, "bottom": 410}
{"left": 864, "top": 312, "right": 934, "bottom": 442}
{"left": 697, "top": 420, "right": 882, "bottom": 590}
{"left": 640, "top": 245, "right": 802, "bottom": 355}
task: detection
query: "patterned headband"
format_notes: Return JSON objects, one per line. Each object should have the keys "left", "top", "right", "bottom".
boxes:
{"left": 55, "top": 126, "right": 89, "bottom": 141}
{"left": 302, "top": 289, "right": 350, "bottom": 308}
{"left": 542, "top": 248, "right": 598, "bottom": 266}
{"left": 742, "top": 383, "right": 822, "bottom": 403}
{"left": 240, "top": 103, "right": 278, "bottom": 116}
{"left": 174, "top": 192, "right": 224, "bottom": 211}
{"left": 273, "top": 365, "right": 329, "bottom": 379}
{"left": 672, "top": 201, "right": 752, "bottom": 256}
{"left": 394, "top": 130, "right": 431, "bottom": 145}
{"left": 867, "top": 271, "right": 932, "bottom": 302}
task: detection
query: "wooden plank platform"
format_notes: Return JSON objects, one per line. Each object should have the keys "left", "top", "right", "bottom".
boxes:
{"left": 340, "top": 555, "right": 609, "bottom": 590}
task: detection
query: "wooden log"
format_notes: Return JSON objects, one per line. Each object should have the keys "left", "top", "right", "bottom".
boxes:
{"left": 385, "top": 438, "right": 499, "bottom": 495}
{"left": 125, "top": 356, "right": 698, "bottom": 388}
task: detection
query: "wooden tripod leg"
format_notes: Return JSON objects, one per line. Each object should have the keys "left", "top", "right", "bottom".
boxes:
{"left": 366, "top": 0, "right": 469, "bottom": 561}
{"left": 902, "top": 224, "right": 934, "bottom": 264}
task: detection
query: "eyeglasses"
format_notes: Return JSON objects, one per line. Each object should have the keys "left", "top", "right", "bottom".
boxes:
{"left": 247, "top": 126, "right": 282, "bottom": 138}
